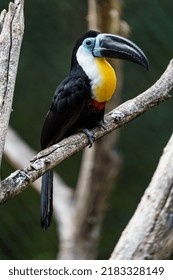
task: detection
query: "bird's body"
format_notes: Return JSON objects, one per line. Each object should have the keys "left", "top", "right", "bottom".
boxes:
{"left": 41, "top": 35, "right": 116, "bottom": 149}
{"left": 41, "top": 66, "right": 91, "bottom": 148}
{"left": 40, "top": 30, "right": 149, "bottom": 229}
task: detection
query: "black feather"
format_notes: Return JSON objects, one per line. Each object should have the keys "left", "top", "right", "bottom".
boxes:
{"left": 41, "top": 66, "right": 91, "bottom": 149}
{"left": 41, "top": 170, "right": 53, "bottom": 230}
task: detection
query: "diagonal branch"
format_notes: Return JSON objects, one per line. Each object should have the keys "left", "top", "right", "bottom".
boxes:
{"left": 0, "top": 59, "right": 173, "bottom": 204}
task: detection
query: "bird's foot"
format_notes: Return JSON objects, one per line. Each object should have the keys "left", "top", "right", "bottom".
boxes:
{"left": 98, "top": 119, "right": 106, "bottom": 130}
{"left": 82, "top": 128, "right": 95, "bottom": 148}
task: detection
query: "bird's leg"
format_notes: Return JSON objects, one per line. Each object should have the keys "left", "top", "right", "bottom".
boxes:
{"left": 98, "top": 119, "right": 106, "bottom": 130}
{"left": 82, "top": 128, "right": 95, "bottom": 148}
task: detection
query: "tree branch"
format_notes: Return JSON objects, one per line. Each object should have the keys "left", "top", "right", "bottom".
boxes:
{"left": 1, "top": 59, "right": 173, "bottom": 204}
{"left": 0, "top": 0, "right": 24, "bottom": 166}
{"left": 110, "top": 132, "right": 173, "bottom": 260}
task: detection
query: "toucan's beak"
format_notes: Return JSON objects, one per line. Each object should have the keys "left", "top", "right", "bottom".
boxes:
{"left": 93, "top": 33, "right": 149, "bottom": 70}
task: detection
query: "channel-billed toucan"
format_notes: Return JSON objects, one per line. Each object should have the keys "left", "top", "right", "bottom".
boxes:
{"left": 40, "top": 30, "right": 149, "bottom": 229}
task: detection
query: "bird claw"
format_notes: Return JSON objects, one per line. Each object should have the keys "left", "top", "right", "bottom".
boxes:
{"left": 98, "top": 120, "right": 106, "bottom": 130}
{"left": 82, "top": 128, "right": 95, "bottom": 148}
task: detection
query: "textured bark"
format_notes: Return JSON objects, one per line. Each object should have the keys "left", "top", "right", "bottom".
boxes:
{"left": 1, "top": 59, "right": 173, "bottom": 205}
{"left": 110, "top": 132, "right": 173, "bottom": 260}
{"left": 0, "top": 0, "right": 24, "bottom": 166}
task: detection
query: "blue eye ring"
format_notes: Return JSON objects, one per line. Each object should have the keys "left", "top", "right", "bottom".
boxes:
{"left": 83, "top": 38, "right": 95, "bottom": 50}
{"left": 86, "top": 39, "right": 92, "bottom": 46}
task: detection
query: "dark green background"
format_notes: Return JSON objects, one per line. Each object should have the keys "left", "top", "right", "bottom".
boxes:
{"left": 0, "top": 0, "right": 172, "bottom": 259}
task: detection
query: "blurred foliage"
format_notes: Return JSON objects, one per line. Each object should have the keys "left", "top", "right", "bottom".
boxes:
{"left": 0, "top": 0, "right": 173, "bottom": 259}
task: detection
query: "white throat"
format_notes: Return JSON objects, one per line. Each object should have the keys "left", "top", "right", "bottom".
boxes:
{"left": 76, "top": 46, "right": 102, "bottom": 98}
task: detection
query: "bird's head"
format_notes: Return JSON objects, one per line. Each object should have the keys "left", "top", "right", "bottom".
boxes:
{"left": 71, "top": 30, "right": 149, "bottom": 70}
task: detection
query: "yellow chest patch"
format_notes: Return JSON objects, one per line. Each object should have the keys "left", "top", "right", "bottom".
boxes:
{"left": 93, "top": 58, "right": 117, "bottom": 102}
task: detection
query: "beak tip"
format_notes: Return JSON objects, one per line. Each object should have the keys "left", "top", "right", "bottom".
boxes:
{"left": 144, "top": 58, "right": 149, "bottom": 71}
{"left": 144, "top": 61, "right": 149, "bottom": 71}
{"left": 145, "top": 60, "right": 150, "bottom": 71}
{"left": 139, "top": 54, "right": 149, "bottom": 71}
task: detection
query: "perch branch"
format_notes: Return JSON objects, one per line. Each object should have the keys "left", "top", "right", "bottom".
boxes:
{"left": 1, "top": 59, "right": 173, "bottom": 204}
{"left": 110, "top": 132, "right": 173, "bottom": 260}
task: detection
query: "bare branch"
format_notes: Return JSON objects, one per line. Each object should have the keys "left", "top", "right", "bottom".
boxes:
{"left": 110, "top": 132, "right": 173, "bottom": 260}
{"left": 1, "top": 59, "right": 173, "bottom": 204}
{"left": 0, "top": 0, "right": 24, "bottom": 165}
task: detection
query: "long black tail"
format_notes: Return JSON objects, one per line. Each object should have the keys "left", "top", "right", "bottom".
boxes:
{"left": 41, "top": 169, "right": 53, "bottom": 230}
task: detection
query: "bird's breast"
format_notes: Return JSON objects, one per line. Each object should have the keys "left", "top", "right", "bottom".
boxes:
{"left": 92, "top": 58, "right": 117, "bottom": 102}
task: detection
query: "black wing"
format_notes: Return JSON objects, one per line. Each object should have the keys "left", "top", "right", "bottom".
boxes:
{"left": 41, "top": 71, "right": 90, "bottom": 149}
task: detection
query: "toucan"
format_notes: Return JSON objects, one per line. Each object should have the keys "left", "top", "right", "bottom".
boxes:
{"left": 40, "top": 30, "right": 149, "bottom": 229}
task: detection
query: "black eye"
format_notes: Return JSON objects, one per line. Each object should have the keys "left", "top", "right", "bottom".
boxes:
{"left": 83, "top": 38, "right": 95, "bottom": 49}
{"left": 86, "top": 40, "right": 92, "bottom": 46}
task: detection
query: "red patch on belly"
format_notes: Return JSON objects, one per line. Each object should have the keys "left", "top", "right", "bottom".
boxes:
{"left": 88, "top": 99, "right": 106, "bottom": 112}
